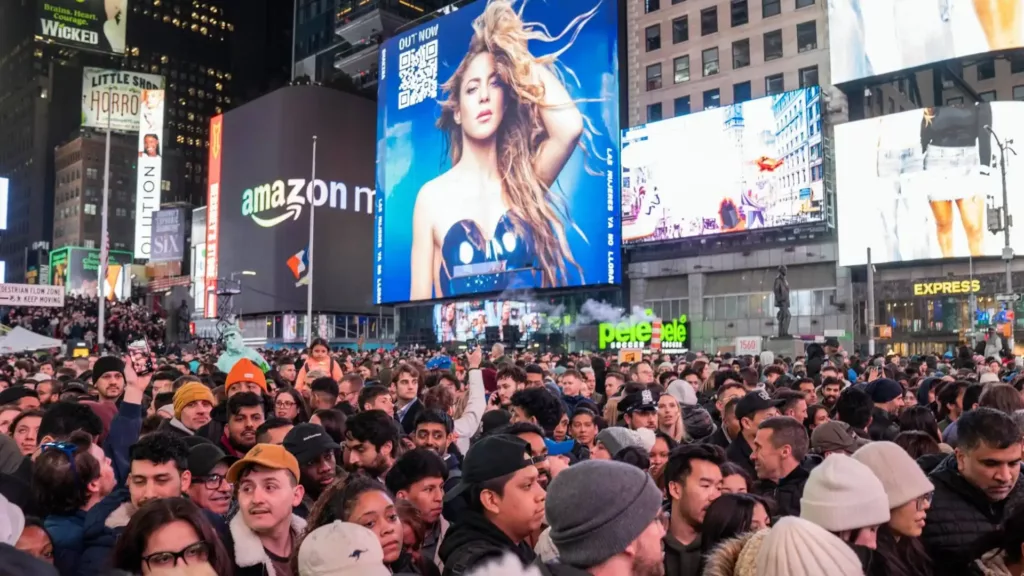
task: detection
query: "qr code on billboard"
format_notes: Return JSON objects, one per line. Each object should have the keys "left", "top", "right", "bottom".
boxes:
{"left": 398, "top": 40, "right": 439, "bottom": 110}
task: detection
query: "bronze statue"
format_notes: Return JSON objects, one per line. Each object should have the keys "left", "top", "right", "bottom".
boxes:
{"left": 774, "top": 265, "right": 791, "bottom": 338}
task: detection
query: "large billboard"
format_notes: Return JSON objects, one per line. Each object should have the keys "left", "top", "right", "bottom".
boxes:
{"left": 37, "top": 0, "right": 128, "bottom": 55}
{"left": 374, "top": 0, "right": 621, "bottom": 304}
{"left": 48, "top": 247, "right": 133, "bottom": 299}
{"left": 622, "top": 87, "right": 824, "bottom": 243}
{"left": 434, "top": 299, "right": 561, "bottom": 343}
{"left": 205, "top": 86, "right": 377, "bottom": 318}
{"left": 836, "top": 102, "right": 1024, "bottom": 266}
{"left": 135, "top": 89, "right": 165, "bottom": 259}
{"left": 82, "top": 68, "right": 165, "bottom": 132}
{"left": 829, "top": 0, "right": 1024, "bottom": 85}
{"left": 151, "top": 208, "right": 186, "bottom": 263}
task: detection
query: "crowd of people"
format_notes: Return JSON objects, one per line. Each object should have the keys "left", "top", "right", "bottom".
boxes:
{"left": 0, "top": 330, "right": 1023, "bottom": 576}
{"left": 2, "top": 297, "right": 167, "bottom": 353}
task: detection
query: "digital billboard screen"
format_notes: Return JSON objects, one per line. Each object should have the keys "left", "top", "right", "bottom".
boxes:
{"left": 374, "top": 0, "right": 621, "bottom": 304}
{"left": 205, "top": 85, "right": 377, "bottom": 318}
{"left": 434, "top": 299, "right": 557, "bottom": 343}
{"left": 135, "top": 89, "right": 164, "bottom": 259}
{"left": 836, "top": 102, "right": 1024, "bottom": 266}
{"left": 82, "top": 68, "right": 165, "bottom": 133}
{"left": 829, "top": 0, "right": 1024, "bottom": 85}
{"left": 622, "top": 87, "right": 824, "bottom": 244}
{"left": 37, "top": 0, "right": 128, "bottom": 55}
{"left": 48, "top": 247, "right": 133, "bottom": 299}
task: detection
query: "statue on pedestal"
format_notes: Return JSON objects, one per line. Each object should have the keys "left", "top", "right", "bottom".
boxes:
{"left": 774, "top": 265, "right": 792, "bottom": 338}
{"left": 216, "top": 323, "right": 270, "bottom": 373}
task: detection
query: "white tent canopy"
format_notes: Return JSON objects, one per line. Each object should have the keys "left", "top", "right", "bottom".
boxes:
{"left": 0, "top": 326, "right": 63, "bottom": 353}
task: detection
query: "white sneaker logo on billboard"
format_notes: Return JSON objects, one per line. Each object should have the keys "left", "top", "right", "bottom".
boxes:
{"left": 241, "top": 179, "right": 375, "bottom": 227}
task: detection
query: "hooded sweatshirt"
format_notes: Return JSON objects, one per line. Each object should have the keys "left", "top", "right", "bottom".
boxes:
{"left": 438, "top": 509, "right": 536, "bottom": 576}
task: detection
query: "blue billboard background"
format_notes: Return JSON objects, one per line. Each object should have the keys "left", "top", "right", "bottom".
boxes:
{"left": 374, "top": 0, "right": 621, "bottom": 305}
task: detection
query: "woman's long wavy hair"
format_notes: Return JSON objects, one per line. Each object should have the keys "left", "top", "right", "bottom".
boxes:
{"left": 112, "top": 497, "right": 234, "bottom": 576}
{"left": 438, "top": 0, "right": 602, "bottom": 288}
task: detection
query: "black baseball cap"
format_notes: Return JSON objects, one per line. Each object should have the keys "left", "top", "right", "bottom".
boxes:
{"left": 735, "top": 389, "right": 785, "bottom": 421}
{"left": 188, "top": 443, "right": 237, "bottom": 478}
{"left": 443, "top": 434, "right": 534, "bottom": 503}
{"left": 617, "top": 389, "right": 660, "bottom": 414}
{"left": 283, "top": 423, "right": 341, "bottom": 466}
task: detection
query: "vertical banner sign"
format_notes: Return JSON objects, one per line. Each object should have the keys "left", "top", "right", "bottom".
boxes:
{"left": 82, "top": 68, "right": 164, "bottom": 132}
{"left": 135, "top": 89, "right": 165, "bottom": 259}
{"left": 205, "top": 115, "right": 223, "bottom": 318}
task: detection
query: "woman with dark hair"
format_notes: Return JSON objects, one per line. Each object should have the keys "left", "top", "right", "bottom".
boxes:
{"left": 898, "top": 406, "right": 943, "bottom": 444}
{"left": 300, "top": 474, "right": 412, "bottom": 573}
{"left": 273, "top": 387, "right": 309, "bottom": 424}
{"left": 806, "top": 403, "right": 831, "bottom": 432}
{"left": 310, "top": 408, "right": 347, "bottom": 449}
{"left": 9, "top": 408, "right": 43, "bottom": 456}
{"left": 295, "top": 338, "right": 343, "bottom": 391}
{"left": 895, "top": 430, "right": 943, "bottom": 461}
{"left": 719, "top": 461, "right": 753, "bottom": 495}
{"left": 112, "top": 497, "right": 233, "bottom": 576}
{"left": 699, "top": 493, "right": 771, "bottom": 558}
{"left": 649, "top": 430, "right": 678, "bottom": 494}
{"left": 395, "top": 500, "right": 442, "bottom": 576}
{"left": 15, "top": 516, "right": 54, "bottom": 564}
{"left": 33, "top": 431, "right": 117, "bottom": 576}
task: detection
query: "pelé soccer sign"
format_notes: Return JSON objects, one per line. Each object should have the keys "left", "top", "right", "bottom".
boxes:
{"left": 598, "top": 311, "right": 689, "bottom": 350}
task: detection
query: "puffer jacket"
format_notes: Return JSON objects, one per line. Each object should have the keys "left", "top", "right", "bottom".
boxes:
{"left": 752, "top": 463, "right": 811, "bottom": 522}
{"left": 868, "top": 407, "right": 900, "bottom": 442}
{"left": 921, "top": 455, "right": 1024, "bottom": 576}
{"left": 702, "top": 530, "right": 766, "bottom": 576}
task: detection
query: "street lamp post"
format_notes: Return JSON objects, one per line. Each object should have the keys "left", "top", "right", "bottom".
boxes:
{"left": 985, "top": 125, "right": 1017, "bottom": 351}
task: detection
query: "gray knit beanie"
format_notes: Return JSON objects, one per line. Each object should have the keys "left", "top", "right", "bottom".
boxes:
{"left": 546, "top": 460, "right": 663, "bottom": 568}
{"left": 595, "top": 427, "right": 642, "bottom": 457}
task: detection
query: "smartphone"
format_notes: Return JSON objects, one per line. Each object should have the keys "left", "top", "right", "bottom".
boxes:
{"left": 128, "top": 339, "right": 155, "bottom": 376}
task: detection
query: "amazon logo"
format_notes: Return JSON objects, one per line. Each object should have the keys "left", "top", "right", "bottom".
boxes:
{"left": 240, "top": 178, "right": 375, "bottom": 227}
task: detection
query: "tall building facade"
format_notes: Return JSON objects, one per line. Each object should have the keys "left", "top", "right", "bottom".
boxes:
{"left": 627, "top": 0, "right": 828, "bottom": 127}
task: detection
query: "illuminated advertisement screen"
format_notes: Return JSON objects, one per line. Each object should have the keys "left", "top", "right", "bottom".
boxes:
{"left": 135, "top": 89, "right": 165, "bottom": 259}
{"left": 48, "top": 247, "right": 133, "bottom": 299}
{"left": 205, "top": 86, "right": 377, "bottom": 318}
{"left": 374, "top": 0, "right": 621, "bottom": 304}
{"left": 36, "top": 0, "right": 128, "bottom": 55}
{"left": 82, "top": 68, "right": 165, "bottom": 133}
{"left": 433, "top": 299, "right": 554, "bottom": 343}
{"left": 829, "top": 0, "right": 1024, "bottom": 85}
{"left": 836, "top": 102, "right": 1024, "bottom": 266}
{"left": 0, "top": 177, "right": 8, "bottom": 230}
{"left": 622, "top": 87, "right": 824, "bottom": 243}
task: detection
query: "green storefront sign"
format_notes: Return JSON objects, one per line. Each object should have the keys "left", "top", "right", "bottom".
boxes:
{"left": 598, "top": 310, "right": 689, "bottom": 350}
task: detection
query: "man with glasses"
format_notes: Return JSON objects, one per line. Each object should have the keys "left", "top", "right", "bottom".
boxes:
{"left": 186, "top": 443, "right": 237, "bottom": 516}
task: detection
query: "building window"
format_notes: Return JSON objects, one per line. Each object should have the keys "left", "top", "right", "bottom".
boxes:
{"left": 889, "top": 97, "right": 895, "bottom": 113}
{"left": 977, "top": 59, "right": 996, "bottom": 80}
{"left": 980, "top": 90, "right": 997, "bottom": 101}
{"left": 84, "top": 203, "right": 97, "bottom": 215}
{"left": 796, "top": 0, "right": 814, "bottom": 7}
{"left": 674, "top": 96, "right": 691, "bottom": 116}
{"left": 647, "top": 63, "right": 663, "bottom": 90}
{"left": 84, "top": 239, "right": 96, "bottom": 249}
{"left": 646, "top": 0, "right": 660, "bottom": 12}
{"left": 672, "top": 0, "right": 686, "bottom": 3}
{"left": 701, "top": 7, "right": 718, "bottom": 35}
{"left": 796, "top": 20, "right": 817, "bottom": 52}
{"left": 763, "top": 0, "right": 781, "bottom": 18}
{"left": 764, "top": 30, "right": 783, "bottom": 60}
{"left": 734, "top": 81, "right": 752, "bottom": 103}
{"left": 1014, "top": 86, "right": 1024, "bottom": 101}
{"left": 702, "top": 47, "right": 719, "bottom": 76}
{"left": 645, "top": 24, "right": 661, "bottom": 51}
{"left": 946, "top": 96, "right": 965, "bottom": 105}
{"left": 732, "top": 39, "right": 750, "bottom": 69}
{"left": 703, "top": 88, "right": 720, "bottom": 109}
{"left": 647, "top": 103, "right": 663, "bottom": 122}
{"left": 672, "top": 15, "right": 688, "bottom": 43}
{"left": 1012, "top": 56, "right": 1024, "bottom": 74}
{"left": 673, "top": 55, "right": 690, "bottom": 83}
{"left": 765, "top": 73, "right": 784, "bottom": 95}
{"left": 799, "top": 65, "right": 819, "bottom": 87}
{"left": 731, "top": 0, "right": 748, "bottom": 26}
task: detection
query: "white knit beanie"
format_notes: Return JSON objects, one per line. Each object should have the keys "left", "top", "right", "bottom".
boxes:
{"left": 853, "top": 441, "right": 934, "bottom": 509}
{"left": 800, "top": 454, "right": 890, "bottom": 532}
{"left": 756, "top": 517, "right": 865, "bottom": 576}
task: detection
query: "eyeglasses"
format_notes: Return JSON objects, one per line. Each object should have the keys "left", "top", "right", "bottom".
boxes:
{"left": 196, "top": 474, "right": 230, "bottom": 490}
{"left": 916, "top": 492, "right": 934, "bottom": 511}
{"left": 142, "top": 541, "right": 210, "bottom": 570}
{"left": 40, "top": 441, "right": 80, "bottom": 487}
{"left": 275, "top": 401, "right": 296, "bottom": 409}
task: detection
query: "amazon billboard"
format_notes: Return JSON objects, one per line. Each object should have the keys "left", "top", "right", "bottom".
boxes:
{"left": 204, "top": 85, "right": 377, "bottom": 317}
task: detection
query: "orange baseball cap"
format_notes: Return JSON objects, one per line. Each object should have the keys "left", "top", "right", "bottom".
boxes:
{"left": 226, "top": 358, "right": 268, "bottom": 393}
{"left": 227, "top": 443, "right": 300, "bottom": 484}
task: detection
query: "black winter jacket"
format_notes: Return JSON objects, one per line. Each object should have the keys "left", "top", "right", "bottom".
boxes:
{"left": 920, "top": 454, "right": 1024, "bottom": 576}
{"left": 724, "top": 435, "right": 756, "bottom": 478}
{"left": 752, "top": 463, "right": 811, "bottom": 522}
{"left": 437, "top": 510, "right": 536, "bottom": 576}
{"left": 868, "top": 407, "right": 900, "bottom": 441}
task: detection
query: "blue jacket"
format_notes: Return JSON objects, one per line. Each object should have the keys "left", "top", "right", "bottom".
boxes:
{"left": 47, "top": 487, "right": 129, "bottom": 576}
{"left": 105, "top": 399, "right": 143, "bottom": 486}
